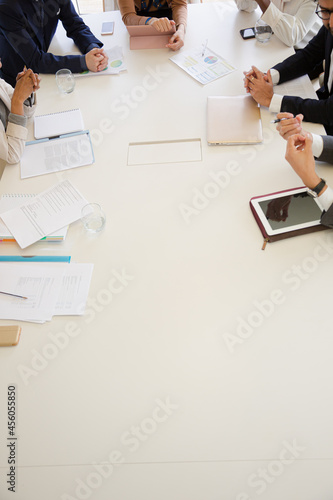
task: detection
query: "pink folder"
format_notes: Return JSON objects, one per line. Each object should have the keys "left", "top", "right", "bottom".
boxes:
{"left": 127, "top": 25, "right": 176, "bottom": 50}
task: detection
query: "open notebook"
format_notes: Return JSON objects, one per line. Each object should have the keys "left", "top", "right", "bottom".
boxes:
{"left": 207, "top": 95, "right": 263, "bottom": 145}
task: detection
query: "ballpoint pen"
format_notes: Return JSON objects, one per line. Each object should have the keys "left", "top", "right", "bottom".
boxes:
{"left": 202, "top": 39, "right": 208, "bottom": 57}
{"left": 0, "top": 291, "right": 27, "bottom": 300}
{"left": 270, "top": 116, "right": 293, "bottom": 123}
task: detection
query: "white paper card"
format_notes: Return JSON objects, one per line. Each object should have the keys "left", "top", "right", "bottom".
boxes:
{"left": 127, "top": 139, "right": 202, "bottom": 165}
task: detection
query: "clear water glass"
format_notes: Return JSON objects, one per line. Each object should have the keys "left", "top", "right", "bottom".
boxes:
{"left": 254, "top": 19, "right": 273, "bottom": 43}
{"left": 81, "top": 203, "right": 106, "bottom": 233}
{"left": 56, "top": 69, "right": 75, "bottom": 93}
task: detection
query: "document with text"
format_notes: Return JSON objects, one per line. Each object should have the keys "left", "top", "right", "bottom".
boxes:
{"left": 21, "top": 132, "right": 94, "bottom": 179}
{"left": 0, "top": 180, "right": 89, "bottom": 249}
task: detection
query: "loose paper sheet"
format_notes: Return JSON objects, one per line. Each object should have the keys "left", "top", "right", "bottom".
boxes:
{"left": 0, "top": 180, "right": 88, "bottom": 249}
{"left": 170, "top": 47, "right": 235, "bottom": 85}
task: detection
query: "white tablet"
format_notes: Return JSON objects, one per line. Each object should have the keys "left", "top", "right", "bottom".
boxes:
{"left": 250, "top": 187, "right": 323, "bottom": 236}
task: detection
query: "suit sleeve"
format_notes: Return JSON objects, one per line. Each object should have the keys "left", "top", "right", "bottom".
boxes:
{"left": 321, "top": 205, "right": 333, "bottom": 227}
{"left": 273, "top": 25, "right": 327, "bottom": 82}
{"left": 280, "top": 94, "right": 333, "bottom": 129}
{"left": 316, "top": 135, "right": 333, "bottom": 163}
{"left": 58, "top": 0, "right": 103, "bottom": 53}
{"left": 0, "top": 2, "right": 100, "bottom": 75}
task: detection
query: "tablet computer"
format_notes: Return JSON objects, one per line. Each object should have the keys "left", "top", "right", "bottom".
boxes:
{"left": 250, "top": 187, "right": 327, "bottom": 247}
{"left": 126, "top": 25, "right": 175, "bottom": 50}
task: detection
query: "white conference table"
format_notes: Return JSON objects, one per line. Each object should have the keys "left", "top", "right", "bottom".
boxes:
{"left": 1, "top": 3, "right": 333, "bottom": 500}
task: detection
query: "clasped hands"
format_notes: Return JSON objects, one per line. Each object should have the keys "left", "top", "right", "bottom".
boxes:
{"left": 85, "top": 48, "right": 109, "bottom": 72}
{"left": 148, "top": 18, "right": 184, "bottom": 51}
{"left": 14, "top": 67, "right": 40, "bottom": 105}
{"left": 243, "top": 65, "right": 274, "bottom": 107}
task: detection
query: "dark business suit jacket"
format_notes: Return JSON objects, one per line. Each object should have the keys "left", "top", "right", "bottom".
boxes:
{"left": 0, "top": 0, "right": 103, "bottom": 86}
{"left": 273, "top": 26, "right": 333, "bottom": 135}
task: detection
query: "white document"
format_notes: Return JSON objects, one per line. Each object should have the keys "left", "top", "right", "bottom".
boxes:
{"left": 76, "top": 46, "right": 126, "bottom": 77}
{"left": 0, "top": 194, "right": 68, "bottom": 241}
{"left": 274, "top": 75, "right": 318, "bottom": 100}
{"left": 34, "top": 108, "right": 84, "bottom": 140}
{"left": 128, "top": 139, "right": 202, "bottom": 165}
{"left": 170, "top": 47, "right": 235, "bottom": 85}
{"left": 0, "top": 180, "right": 89, "bottom": 249}
{"left": 0, "top": 263, "right": 63, "bottom": 321}
{"left": 21, "top": 132, "right": 94, "bottom": 179}
{"left": 54, "top": 263, "right": 94, "bottom": 315}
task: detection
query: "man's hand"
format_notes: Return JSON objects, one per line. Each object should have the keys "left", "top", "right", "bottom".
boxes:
{"left": 276, "top": 112, "right": 307, "bottom": 141}
{"left": 166, "top": 23, "right": 185, "bottom": 51}
{"left": 244, "top": 65, "right": 274, "bottom": 107}
{"left": 85, "top": 48, "right": 109, "bottom": 72}
{"left": 285, "top": 134, "right": 321, "bottom": 189}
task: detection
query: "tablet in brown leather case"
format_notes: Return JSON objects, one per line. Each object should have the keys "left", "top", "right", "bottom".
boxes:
{"left": 250, "top": 187, "right": 328, "bottom": 249}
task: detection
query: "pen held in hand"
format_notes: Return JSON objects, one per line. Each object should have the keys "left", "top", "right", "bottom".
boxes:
{"left": 271, "top": 116, "right": 293, "bottom": 123}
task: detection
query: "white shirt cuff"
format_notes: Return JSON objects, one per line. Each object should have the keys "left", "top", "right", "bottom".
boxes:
{"left": 317, "top": 186, "right": 333, "bottom": 212}
{"left": 269, "top": 93, "right": 283, "bottom": 113}
{"left": 270, "top": 68, "right": 280, "bottom": 85}
{"left": 312, "top": 134, "right": 324, "bottom": 159}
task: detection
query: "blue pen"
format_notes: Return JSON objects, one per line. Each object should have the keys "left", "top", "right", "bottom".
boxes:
{"left": 0, "top": 256, "right": 71, "bottom": 263}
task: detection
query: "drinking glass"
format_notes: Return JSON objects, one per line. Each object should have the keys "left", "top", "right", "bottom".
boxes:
{"left": 254, "top": 19, "right": 273, "bottom": 43}
{"left": 81, "top": 203, "right": 106, "bottom": 233}
{"left": 56, "top": 69, "right": 75, "bottom": 93}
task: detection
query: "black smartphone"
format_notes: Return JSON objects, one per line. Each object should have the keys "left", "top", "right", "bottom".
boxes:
{"left": 101, "top": 21, "right": 114, "bottom": 35}
{"left": 240, "top": 27, "right": 255, "bottom": 39}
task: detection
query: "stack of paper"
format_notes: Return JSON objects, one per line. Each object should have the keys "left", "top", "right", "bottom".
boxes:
{"left": 0, "top": 263, "right": 93, "bottom": 322}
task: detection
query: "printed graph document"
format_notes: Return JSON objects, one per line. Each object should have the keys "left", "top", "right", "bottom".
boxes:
{"left": 0, "top": 263, "right": 63, "bottom": 321}
{"left": 0, "top": 194, "right": 68, "bottom": 242}
{"left": 170, "top": 46, "right": 235, "bottom": 85}
{"left": 21, "top": 131, "right": 94, "bottom": 179}
{"left": 274, "top": 75, "right": 318, "bottom": 100}
{"left": 34, "top": 108, "right": 84, "bottom": 140}
{"left": 76, "top": 46, "right": 126, "bottom": 76}
{"left": 0, "top": 180, "right": 89, "bottom": 249}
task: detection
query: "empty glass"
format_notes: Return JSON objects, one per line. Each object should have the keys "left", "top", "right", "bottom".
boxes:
{"left": 81, "top": 203, "right": 106, "bottom": 233}
{"left": 254, "top": 19, "right": 273, "bottom": 43}
{"left": 56, "top": 69, "right": 75, "bottom": 93}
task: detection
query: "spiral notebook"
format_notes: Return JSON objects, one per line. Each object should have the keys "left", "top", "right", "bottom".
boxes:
{"left": 34, "top": 108, "right": 84, "bottom": 140}
{"left": 0, "top": 194, "right": 68, "bottom": 242}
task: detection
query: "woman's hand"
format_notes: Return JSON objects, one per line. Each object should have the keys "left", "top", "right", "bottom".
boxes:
{"left": 166, "top": 23, "right": 184, "bottom": 51}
